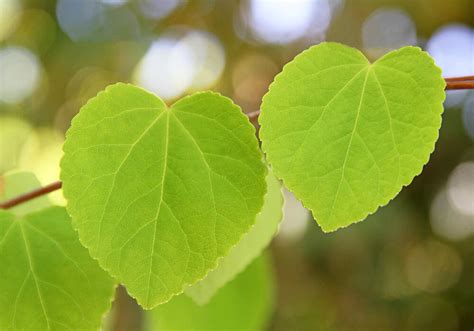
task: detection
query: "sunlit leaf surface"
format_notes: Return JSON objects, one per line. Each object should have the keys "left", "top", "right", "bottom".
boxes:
{"left": 259, "top": 42, "right": 446, "bottom": 232}
{"left": 60, "top": 83, "right": 267, "bottom": 308}
{"left": 0, "top": 173, "right": 115, "bottom": 331}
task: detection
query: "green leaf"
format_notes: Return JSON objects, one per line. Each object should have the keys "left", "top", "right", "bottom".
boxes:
{"left": 186, "top": 170, "right": 283, "bottom": 304}
{"left": 0, "top": 171, "right": 51, "bottom": 216}
{"left": 259, "top": 42, "right": 446, "bottom": 232}
{"left": 60, "top": 83, "right": 267, "bottom": 308}
{"left": 150, "top": 254, "right": 275, "bottom": 331}
{"left": 0, "top": 206, "right": 116, "bottom": 330}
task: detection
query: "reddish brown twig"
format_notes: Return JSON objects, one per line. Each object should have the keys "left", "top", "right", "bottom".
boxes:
{"left": 0, "top": 181, "right": 62, "bottom": 209}
{"left": 445, "top": 75, "right": 474, "bottom": 82}
{"left": 445, "top": 80, "right": 474, "bottom": 90}
{"left": 445, "top": 75, "right": 474, "bottom": 90}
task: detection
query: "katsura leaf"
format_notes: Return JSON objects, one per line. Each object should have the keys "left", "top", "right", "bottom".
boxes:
{"left": 0, "top": 205, "right": 115, "bottom": 330}
{"left": 259, "top": 42, "right": 446, "bottom": 232}
{"left": 60, "top": 83, "right": 267, "bottom": 308}
{"left": 186, "top": 170, "right": 283, "bottom": 304}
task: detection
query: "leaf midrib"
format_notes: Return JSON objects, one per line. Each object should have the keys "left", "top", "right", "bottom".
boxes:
{"left": 95, "top": 109, "right": 168, "bottom": 253}
{"left": 326, "top": 68, "right": 371, "bottom": 225}
{"left": 19, "top": 222, "right": 52, "bottom": 331}
{"left": 287, "top": 65, "right": 369, "bottom": 174}
{"left": 145, "top": 111, "right": 170, "bottom": 307}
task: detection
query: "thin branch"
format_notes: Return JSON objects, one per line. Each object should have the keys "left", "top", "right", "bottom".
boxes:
{"left": 445, "top": 75, "right": 474, "bottom": 82}
{"left": 1, "top": 76, "right": 473, "bottom": 210}
{"left": 445, "top": 80, "right": 474, "bottom": 90}
{"left": 0, "top": 181, "right": 62, "bottom": 209}
{"left": 445, "top": 75, "right": 474, "bottom": 90}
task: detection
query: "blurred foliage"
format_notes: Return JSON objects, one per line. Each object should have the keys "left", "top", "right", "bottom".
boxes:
{"left": 0, "top": 0, "right": 473, "bottom": 330}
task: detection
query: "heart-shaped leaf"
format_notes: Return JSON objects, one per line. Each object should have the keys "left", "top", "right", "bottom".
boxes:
{"left": 60, "top": 83, "right": 267, "bottom": 308}
{"left": 0, "top": 172, "right": 115, "bottom": 331}
{"left": 259, "top": 42, "right": 445, "bottom": 232}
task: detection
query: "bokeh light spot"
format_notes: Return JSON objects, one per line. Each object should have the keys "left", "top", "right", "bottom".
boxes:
{"left": 134, "top": 35, "right": 194, "bottom": 101}
{"left": 133, "top": 29, "right": 225, "bottom": 101}
{"left": 138, "top": 0, "right": 182, "bottom": 20}
{"left": 9, "top": 9, "right": 57, "bottom": 55}
{"left": 447, "top": 162, "right": 474, "bottom": 216}
{"left": 244, "top": 0, "right": 331, "bottom": 44}
{"left": 362, "top": 8, "right": 417, "bottom": 59}
{"left": 427, "top": 24, "right": 474, "bottom": 107}
{"left": 405, "top": 240, "right": 462, "bottom": 293}
{"left": 99, "top": 0, "right": 128, "bottom": 7}
{"left": 177, "top": 31, "right": 225, "bottom": 91}
{"left": 0, "top": 0, "right": 22, "bottom": 41}
{"left": 430, "top": 188, "right": 474, "bottom": 241}
{"left": 56, "top": 0, "right": 141, "bottom": 42}
{"left": 0, "top": 46, "right": 41, "bottom": 104}
{"left": 427, "top": 24, "right": 474, "bottom": 78}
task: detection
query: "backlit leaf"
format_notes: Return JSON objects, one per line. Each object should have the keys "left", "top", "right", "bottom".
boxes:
{"left": 60, "top": 83, "right": 267, "bottom": 308}
{"left": 259, "top": 42, "right": 446, "bottom": 232}
{"left": 0, "top": 174, "right": 115, "bottom": 330}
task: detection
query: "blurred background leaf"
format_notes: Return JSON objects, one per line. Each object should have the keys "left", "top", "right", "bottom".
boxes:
{"left": 149, "top": 253, "right": 275, "bottom": 331}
